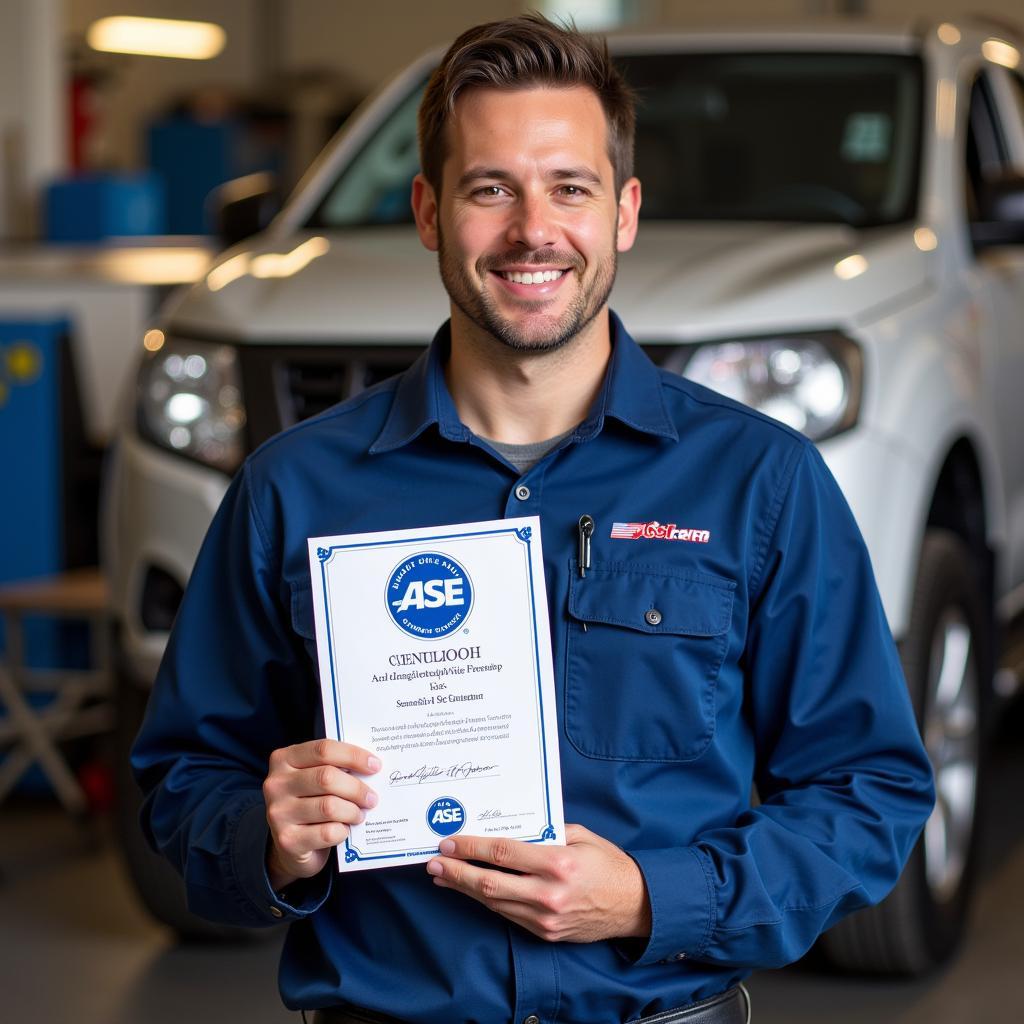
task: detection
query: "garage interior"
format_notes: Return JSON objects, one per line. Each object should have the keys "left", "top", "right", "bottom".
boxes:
{"left": 2, "top": 1, "right": 1024, "bottom": 1022}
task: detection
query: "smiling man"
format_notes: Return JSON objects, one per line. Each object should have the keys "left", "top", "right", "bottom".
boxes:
{"left": 428, "top": 86, "right": 626, "bottom": 354}
{"left": 132, "top": 14, "right": 935, "bottom": 1024}
{"left": 413, "top": 70, "right": 640, "bottom": 449}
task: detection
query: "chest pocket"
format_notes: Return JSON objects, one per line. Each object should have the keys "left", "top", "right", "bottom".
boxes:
{"left": 565, "top": 561, "right": 734, "bottom": 762}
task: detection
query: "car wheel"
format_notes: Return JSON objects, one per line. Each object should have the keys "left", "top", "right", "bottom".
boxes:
{"left": 819, "top": 528, "right": 986, "bottom": 974}
{"left": 113, "top": 664, "right": 270, "bottom": 941}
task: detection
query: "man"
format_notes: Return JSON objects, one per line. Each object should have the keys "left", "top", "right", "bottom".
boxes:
{"left": 133, "top": 14, "right": 935, "bottom": 1024}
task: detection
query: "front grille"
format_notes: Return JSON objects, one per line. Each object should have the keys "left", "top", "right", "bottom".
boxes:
{"left": 236, "top": 340, "right": 677, "bottom": 454}
{"left": 279, "top": 358, "right": 350, "bottom": 423}
{"left": 238, "top": 343, "right": 425, "bottom": 450}
{"left": 278, "top": 350, "right": 423, "bottom": 426}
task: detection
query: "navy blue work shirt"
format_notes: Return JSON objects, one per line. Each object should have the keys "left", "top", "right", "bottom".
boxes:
{"left": 133, "top": 312, "right": 935, "bottom": 1022}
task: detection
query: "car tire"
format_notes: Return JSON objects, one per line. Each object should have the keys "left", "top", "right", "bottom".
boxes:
{"left": 819, "top": 528, "right": 987, "bottom": 975}
{"left": 113, "top": 665, "right": 269, "bottom": 942}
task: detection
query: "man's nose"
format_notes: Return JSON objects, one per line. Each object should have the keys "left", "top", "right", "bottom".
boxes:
{"left": 506, "top": 192, "right": 556, "bottom": 250}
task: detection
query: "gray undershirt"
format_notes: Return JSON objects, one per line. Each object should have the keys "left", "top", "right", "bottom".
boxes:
{"left": 480, "top": 427, "right": 575, "bottom": 474}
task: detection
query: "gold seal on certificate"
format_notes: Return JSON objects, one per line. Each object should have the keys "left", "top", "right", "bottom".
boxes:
{"left": 307, "top": 516, "right": 565, "bottom": 872}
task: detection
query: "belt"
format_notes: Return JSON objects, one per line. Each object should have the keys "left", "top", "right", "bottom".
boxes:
{"left": 309, "top": 984, "right": 751, "bottom": 1024}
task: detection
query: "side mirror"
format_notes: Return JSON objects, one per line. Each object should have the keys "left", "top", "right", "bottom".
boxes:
{"left": 209, "top": 173, "right": 281, "bottom": 251}
{"left": 971, "top": 172, "right": 1024, "bottom": 248}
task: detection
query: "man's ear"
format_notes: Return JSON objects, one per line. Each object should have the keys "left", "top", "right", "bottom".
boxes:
{"left": 616, "top": 177, "right": 642, "bottom": 253}
{"left": 411, "top": 173, "right": 440, "bottom": 252}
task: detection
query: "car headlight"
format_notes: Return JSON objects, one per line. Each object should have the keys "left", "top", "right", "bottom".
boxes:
{"left": 671, "top": 332, "right": 863, "bottom": 442}
{"left": 136, "top": 335, "right": 246, "bottom": 473}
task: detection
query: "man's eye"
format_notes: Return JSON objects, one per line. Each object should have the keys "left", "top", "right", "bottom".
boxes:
{"left": 474, "top": 186, "right": 506, "bottom": 197}
{"left": 558, "top": 185, "right": 588, "bottom": 197}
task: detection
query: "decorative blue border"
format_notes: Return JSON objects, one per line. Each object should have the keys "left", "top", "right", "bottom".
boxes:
{"left": 317, "top": 524, "right": 557, "bottom": 864}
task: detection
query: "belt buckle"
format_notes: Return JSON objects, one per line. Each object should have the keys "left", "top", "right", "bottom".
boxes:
{"left": 632, "top": 984, "right": 751, "bottom": 1024}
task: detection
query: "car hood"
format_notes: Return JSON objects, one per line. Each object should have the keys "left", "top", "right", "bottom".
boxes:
{"left": 170, "top": 221, "right": 932, "bottom": 343}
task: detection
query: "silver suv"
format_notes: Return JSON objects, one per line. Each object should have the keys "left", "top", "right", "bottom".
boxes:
{"left": 104, "top": 18, "right": 1024, "bottom": 973}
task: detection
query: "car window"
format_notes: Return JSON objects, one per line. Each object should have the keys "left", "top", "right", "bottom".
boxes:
{"left": 965, "top": 73, "right": 1010, "bottom": 221}
{"left": 308, "top": 51, "right": 922, "bottom": 230}
{"left": 313, "top": 79, "right": 426, "bottom": 227}
{"left": 622, "top": 51, "right": 921, "bottom": 226}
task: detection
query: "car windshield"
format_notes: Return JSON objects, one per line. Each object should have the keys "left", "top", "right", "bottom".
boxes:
{"left": 308, "top": 50, "right": 922, "bottom": 229}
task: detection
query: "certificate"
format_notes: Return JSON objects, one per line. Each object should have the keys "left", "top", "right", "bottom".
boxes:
{"left": 307, "top": 516, "right": 565, "bottom": 872}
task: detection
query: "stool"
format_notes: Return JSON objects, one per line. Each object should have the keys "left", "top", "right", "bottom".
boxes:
{"left": 0, "top": 569, "right": 113, "bottom": 815}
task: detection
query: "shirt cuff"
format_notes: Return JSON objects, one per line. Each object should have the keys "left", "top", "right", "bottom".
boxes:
{"left": 624, "top": 845, "right": 716, "bottom": 966}
{"left": 232, "top": 800, "right": 331, "bottom": 922}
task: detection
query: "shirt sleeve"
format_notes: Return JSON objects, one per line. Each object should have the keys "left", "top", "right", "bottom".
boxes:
{"left": 130, "top": 463, "right": 331, "bottom": 927}
{"left": 628, "top": 442, "right": 936, "bottom": 968}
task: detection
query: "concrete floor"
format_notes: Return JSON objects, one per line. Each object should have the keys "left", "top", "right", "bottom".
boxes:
{"left": 2, "top": 701, "right": 1022, "bottom": 1024}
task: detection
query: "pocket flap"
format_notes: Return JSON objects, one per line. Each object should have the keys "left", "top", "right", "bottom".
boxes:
{"left": 289, "top": 582, "right": 316, "bottom": 640}
{"left": 568, "top": 561, "right": 734, "bottom": 637}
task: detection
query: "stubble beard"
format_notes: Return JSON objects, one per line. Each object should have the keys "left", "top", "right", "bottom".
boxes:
{"left": 437, "top": 228, "right": 617, "bottom": 355}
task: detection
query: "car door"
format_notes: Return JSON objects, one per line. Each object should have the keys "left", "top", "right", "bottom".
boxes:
{"left": 963, "top": 67, "right": 1024, "bottom": 605}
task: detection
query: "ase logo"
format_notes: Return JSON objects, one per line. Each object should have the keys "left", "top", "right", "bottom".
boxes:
{"left": 426, "top": 796, "right": 466, "bottom": 837}
{"left": 386, "top": 551, "right": 474, "bottom": 640}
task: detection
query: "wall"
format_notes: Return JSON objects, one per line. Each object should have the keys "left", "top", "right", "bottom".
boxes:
{"left": 280, "top": 1, "right": 524, "bottom": 94}
{"left": 0, "top": 0, "right": 64, "bottom": 239}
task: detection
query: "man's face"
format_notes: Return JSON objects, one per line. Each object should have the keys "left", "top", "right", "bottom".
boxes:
{"left": 412, "top": 86, "right": 640, "bottom": 354}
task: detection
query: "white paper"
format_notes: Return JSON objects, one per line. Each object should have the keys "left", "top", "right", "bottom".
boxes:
{"left": 307, "top": 517, "right": 565, "bottom": 872}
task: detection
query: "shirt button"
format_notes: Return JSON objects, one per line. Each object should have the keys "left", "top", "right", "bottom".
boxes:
{"left": 269, "top": 905, "right": 284, "bottom": 919}
{"left": 673, "top": 951, "right": 687, "bottom": 961}
{"left": 515, "top": 484, "right": 531, "bottom": 501}
{"left": 645, "top": 608, "right": 663, "bottom": 626}
{"left": 523, "top": 1017, "right": 541, "bottom": 1024}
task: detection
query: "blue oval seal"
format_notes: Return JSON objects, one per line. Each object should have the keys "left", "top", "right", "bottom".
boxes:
{"left": 426, "top": 796, "right": 466, "bottom": 838}
{"left": 386, "top": 551, "right": 473, "bottom": 640}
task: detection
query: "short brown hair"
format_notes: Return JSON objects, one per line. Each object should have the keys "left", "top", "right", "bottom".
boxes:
{"left": 418, "top": 12, "right": 635, "bottom": 194}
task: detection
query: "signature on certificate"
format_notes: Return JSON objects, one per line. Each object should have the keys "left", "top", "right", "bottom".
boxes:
{"left": 389, "top": 761, "right": 499, "bottom": 786}
{"left": 477, "top": 808, "right": 533, "bottom": 821}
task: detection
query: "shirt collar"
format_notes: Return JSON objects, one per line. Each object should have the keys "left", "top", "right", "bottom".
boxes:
{"left": 369, "top": 310, "right": 677, "bottom": 455}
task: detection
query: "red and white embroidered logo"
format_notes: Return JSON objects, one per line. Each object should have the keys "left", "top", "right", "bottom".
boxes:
{"left": 610, "top": 521, "right": 711, "bottom": 543}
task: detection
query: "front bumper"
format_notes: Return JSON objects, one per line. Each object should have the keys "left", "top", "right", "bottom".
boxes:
{"left": 104, "top": 430, "right": 230, "bottom": 684}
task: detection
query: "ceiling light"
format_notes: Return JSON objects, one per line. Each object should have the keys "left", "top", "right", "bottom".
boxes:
{"left": 87, "top": 17, "right": 226, "bottom": 60}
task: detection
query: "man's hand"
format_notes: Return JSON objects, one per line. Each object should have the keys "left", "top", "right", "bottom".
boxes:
{"left": 425, "top": 823, "right": 651, "bottom": 943}
{"left": 263, "top": 739, "right": 381, "bottom": 891}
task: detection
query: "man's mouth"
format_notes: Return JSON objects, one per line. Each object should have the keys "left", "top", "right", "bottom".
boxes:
{"left": 495, "top": 269, "right": 568, "bottom": 285}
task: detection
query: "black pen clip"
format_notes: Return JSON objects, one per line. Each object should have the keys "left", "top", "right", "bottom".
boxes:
{"left": 578, "top": 514, "right": 594, "bottom": 579}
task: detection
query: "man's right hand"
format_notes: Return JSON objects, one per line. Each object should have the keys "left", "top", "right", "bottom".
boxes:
{"left": 263, "top": 739, "right": 381, "bottom": 891}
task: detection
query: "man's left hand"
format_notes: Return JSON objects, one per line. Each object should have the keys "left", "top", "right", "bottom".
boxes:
{"left": 425, "top": 823, "right": 651, "bottom": 943}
